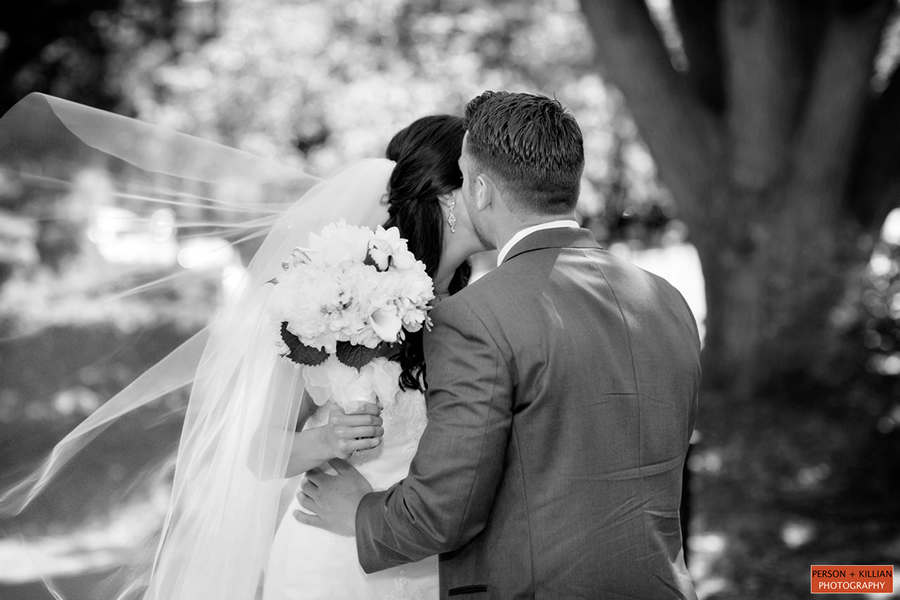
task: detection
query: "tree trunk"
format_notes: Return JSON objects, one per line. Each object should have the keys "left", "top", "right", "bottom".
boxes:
{"left": 693, "top": 181, "right": 853, "bottom": 397}
{"left": 579, "top": 0, "right": 895, "bottom": 399}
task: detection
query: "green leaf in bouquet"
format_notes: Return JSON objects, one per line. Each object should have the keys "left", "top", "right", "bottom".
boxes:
{"left": 335, "top": 341, "right": 379, "bottom": 369}
{"left": 280, "top": 322, "right": 328, "bottom": 366}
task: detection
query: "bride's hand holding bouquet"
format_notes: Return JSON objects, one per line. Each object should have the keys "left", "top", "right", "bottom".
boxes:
{"left": 316, "top": 400, "right": 384, "bottom": 460}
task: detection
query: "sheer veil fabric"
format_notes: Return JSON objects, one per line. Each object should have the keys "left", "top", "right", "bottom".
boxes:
{"left": 0, "top": 94, "right": 395, "bottom": 598}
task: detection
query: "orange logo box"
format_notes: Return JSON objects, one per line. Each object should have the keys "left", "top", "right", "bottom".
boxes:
{"left": 811, "top": 565, "right": 894, "bottom": 594}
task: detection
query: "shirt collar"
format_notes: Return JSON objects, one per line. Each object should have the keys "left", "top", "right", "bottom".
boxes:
{"left": 496, "top": 220, "right": 580, "bottom": 266}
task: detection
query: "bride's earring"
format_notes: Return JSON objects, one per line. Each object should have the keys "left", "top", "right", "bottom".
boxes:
{"left": 446, "top": 200, "right": 457, "bottom": 233}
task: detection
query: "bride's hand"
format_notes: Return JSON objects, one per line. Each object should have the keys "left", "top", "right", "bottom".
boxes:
{"left": 318, "top": 401, "right": 384, "bottom": 460}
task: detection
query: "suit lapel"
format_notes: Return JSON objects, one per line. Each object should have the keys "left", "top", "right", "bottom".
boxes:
{"left": 502, "top": 227, "right": 601, "bottom": 265}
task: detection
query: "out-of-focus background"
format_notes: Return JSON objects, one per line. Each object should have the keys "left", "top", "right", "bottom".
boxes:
{"left": 0, "top": 0, "right": 898, "bottom": 598}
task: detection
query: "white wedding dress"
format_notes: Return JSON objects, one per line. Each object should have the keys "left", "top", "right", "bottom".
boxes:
{"left": 263, "top": 388, "right": 439, "bottom": 600}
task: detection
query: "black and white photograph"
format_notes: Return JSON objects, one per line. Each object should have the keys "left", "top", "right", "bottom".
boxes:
{"left": 0, "top": 1, "right": 898, "bottom": 598}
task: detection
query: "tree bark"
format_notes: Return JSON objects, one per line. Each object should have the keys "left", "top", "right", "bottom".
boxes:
{"left": 669, "top": 0, "right": 726, "bottom": 113}
{"left": 578, "top": 0, "right": 721, "bottom": 229}
{"left": 579, "top": 0, "right": 896, "bottom": 398}
{"left": 720, "top": 0, "right": 805, "bottom": 191}
{"left": 791, "top": 0, "right": 892, "bottom": 202}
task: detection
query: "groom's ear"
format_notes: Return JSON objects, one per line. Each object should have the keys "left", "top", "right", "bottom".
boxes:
{"left": 475, "top": 174, "right": 494, "bottom": 211}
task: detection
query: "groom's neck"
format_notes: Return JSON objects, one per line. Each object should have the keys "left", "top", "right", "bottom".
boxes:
{"left": 494, "top": 211, "right": 577, "bottom": 251}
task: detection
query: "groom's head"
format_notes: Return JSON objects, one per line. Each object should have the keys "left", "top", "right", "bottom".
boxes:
{"left": 460, "top": 91, "right": 584, "bottom": 243}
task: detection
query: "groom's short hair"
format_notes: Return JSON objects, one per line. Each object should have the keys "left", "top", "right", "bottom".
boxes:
{"left": 463, "top": 91, "right": 584, "bottom": 216}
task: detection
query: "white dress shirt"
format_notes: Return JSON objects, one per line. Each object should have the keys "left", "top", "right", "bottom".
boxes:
{"left": 496, "top": 220, "right": 580, "bottom": 266}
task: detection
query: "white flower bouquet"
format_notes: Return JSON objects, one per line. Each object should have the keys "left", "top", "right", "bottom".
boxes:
{"left": 266, "top": 221, "right": 434, "bottom": 411}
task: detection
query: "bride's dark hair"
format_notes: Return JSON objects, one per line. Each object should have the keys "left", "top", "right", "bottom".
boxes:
{"left": 384, "top": 114, "right": 470, "bottom": 391}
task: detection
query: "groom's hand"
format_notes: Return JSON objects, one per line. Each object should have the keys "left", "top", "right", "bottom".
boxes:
{"left": 294, "top": 459, "right": 373, "bottom": 536}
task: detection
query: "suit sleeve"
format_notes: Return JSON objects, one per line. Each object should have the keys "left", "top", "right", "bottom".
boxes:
{"left": 355, "top": 295, "right": 514, "bottom": 573}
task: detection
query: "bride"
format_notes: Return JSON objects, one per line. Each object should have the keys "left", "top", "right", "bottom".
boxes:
{"left": 262, "top": 115, "right": 485, "bottom": 600}
{"left": 0, "top": 96, "right": 486, "bottom": 599}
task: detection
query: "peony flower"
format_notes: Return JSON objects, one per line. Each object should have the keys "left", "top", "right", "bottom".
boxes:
{"left": 309, "top": 220, "right": 370, "bottom": 268}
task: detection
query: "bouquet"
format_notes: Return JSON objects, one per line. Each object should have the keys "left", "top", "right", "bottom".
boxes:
{"left": 266, "top": 221, "right": 434, "bottom": 412}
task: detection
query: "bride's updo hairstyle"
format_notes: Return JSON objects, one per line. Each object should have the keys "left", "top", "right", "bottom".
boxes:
{"left": 384, "top": 114, "right": 471, "bottom": 391}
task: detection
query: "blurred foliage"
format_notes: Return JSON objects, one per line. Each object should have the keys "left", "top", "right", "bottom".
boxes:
{"left": 132, "top": 0, "right": 594, "bottom": 170}
{"left": 0, "top": 0, "right": 680, "bottom": 305}
{"left": 0, "top": 317, "right": 191, "bottom": 535}
{"left": 687, "top": 228, "right": 900, "bottom": 597}
{"left": 0, "top": 0, "right": 184, "bottom": 289}
{"left": 128, "top": 0, "right": 675, "bottom": 238}
{"left": 0, "top": 0, "right": 182, "bottom": 115}
{"left": 0, "top": 255, "right": 216, "bottom": 533}
{"left": 0, "top": 0, "right": 680, "bottom": 291}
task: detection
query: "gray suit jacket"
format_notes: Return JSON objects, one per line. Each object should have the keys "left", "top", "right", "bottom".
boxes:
{"left": 356, "top": 227, "right": 700, "bottom": 599}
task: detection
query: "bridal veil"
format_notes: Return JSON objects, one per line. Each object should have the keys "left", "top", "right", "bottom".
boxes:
{"left": 0, "top": 93, "right": 395, "bottom": 598}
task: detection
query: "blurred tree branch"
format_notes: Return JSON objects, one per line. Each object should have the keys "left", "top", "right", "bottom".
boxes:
{"left": 669, "top": 0, "right": 725, "bottom": 113}
{"left": 720, "top": 0, "right": 804, "bottom": 191}
{"left": 578, "top": 0, "right": 721, "bottom": 227}
{"left": 791, "top": 0, "right": 892, "bottom": 201}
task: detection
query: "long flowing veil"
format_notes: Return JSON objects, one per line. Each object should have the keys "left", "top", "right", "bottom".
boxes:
{"left": 0, "top": 93, "right": 394, "bottom": 598}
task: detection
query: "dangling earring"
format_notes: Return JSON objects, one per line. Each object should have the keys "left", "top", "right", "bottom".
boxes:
{"left": 446, "top": 199, "right": 457, "bottom": 233}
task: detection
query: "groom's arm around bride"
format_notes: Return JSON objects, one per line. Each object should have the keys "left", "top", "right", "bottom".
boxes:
{"left": 303, "top": 91, "right": 700, "bottom": 599}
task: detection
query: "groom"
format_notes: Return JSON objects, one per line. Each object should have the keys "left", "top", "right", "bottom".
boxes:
{"left": 296, "top": 91, "right": 700, "bottom": 598}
